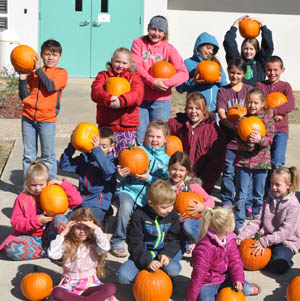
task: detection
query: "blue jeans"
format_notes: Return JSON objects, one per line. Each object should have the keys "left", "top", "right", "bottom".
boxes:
{"left": 136, "top": 100, "right": 171, "bottom": 145}
{"left": 22, "top": 117, "right": 57, "bottom": 179}
{"left": 234, "top": 167, "right": 267, "bottom": 230}
{"left": 183, "top": 218, "right": 201, "bottom": 244}
{"left": 117, "top": 250, "right": 183, "bottom": 284}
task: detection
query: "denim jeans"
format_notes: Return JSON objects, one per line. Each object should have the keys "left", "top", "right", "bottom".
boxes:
{"left": 136, "top": 100, "right": 171, "bottom": 145}
{"left": 183, "top": 218, "right": 201, "bottom": 244}
{"left": 234, "top": 167, "right": 267, "bottom": 230}
{"left": 22, "top": 117, "right": 57, "bottom": 179}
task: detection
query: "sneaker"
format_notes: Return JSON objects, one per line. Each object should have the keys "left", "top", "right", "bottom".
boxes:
{"left": 246, "top": 208, "right": 253, "bottom": 220}
{"left": 110, "top": 247, "right": 128, "bottom": 258}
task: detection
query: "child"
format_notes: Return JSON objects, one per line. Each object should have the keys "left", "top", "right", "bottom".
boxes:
{"left": 110, "top": 120, "right": 170, "bottom": 257}
{"left": 168, "top": 151, "right": 215, "bottom": 252}
{"left": 223, "top": 15, "right": 274, "bottom": 86}
{"left": 234, "top": 88, "right": 274, "bottom": 231}
{"left": 0, "top": 161, "right": 82, "bottom": 260}
{"left": 117, "top": 179, "right": 181, "bottom": 284}
{"left": 59, "top": 127, "right": 117, "bottom": 224}
{"left": 168, "top": 92, "right": 227, "bottom": 194}
{"left": 131, "top": 15, "right": 188, "bottom": 145}
{"left": 176, "top": 32, "right": 227, "bottom": 112}
{"left": 187, "top": 208, "right": 260, "bottom": 300}
{"left": 236, "top": 166, "right": 300, "bottom": 275}
{"left": 19, "top": 39, "right": 68, "bottom": 179}
{"left": 91, "top": 47, "right": 144, "bottom": 157}
{"left": 48, "top": 207, "right": 116, "bottom": 300}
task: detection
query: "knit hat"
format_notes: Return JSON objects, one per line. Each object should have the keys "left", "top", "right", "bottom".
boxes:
{"left": 148, "top": 16, "right": 168, "bottom": 33}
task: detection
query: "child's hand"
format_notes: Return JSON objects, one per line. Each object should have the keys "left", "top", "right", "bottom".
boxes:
{"left": 91, "top": 134, "right": 100, "bottom": 148}
{"left": 33, "top": 53, "right": 41, "bottom": 70}
{"left": 249, "top": 130, "right": 262, "bottom": 144}
{"left": 250, "top": 240, "right": 265, "bottom": 256}
{"left": 234, "top": 281, "right": 243, "bottom": 292}
{"left": 159, "top": 254, "right": 170, "bottom": 267}
{"left": 192, "top": 73, "right": 205, "bottom": 85}
{"left": 233, "top": 15, "right": 250, "bottom": 27}
{"left": 19, "top": 73, "right": 30, "bottom": 80}
{"left": 38, "top": 213, "right": 53, "bottom": 224}
{"left": 187, "top": 200, "right": 205, "bottom": 215}
{"left": 148, "top": 260, "right": 162, "bottom": 271}
{"left": 250, "top": 17, "right": 264, "bottom": 27}
{"left": 179, "top": 213, "right": 190, "bottom": 222}
{"left": 48, "top": 179, "right": 63, "bottom": 186}
{"left": 60, "top": 220, "right": 77, "bottom": 237}
{"left": 235, "top": 238, "right": 242, "bottom": 246}
{"left": 153, "top": 78, "right": 168, "bottom": 91}
{"left": 117, "top": 165, "right": 130, "bottom": 177}
{"left": 109, "top": 96, "right": 121, "bottom": 109}
{"left": 80, "top": 220, "right": 98, "bottom": 231}
{"left": 274, "top": 115, "right": 283, "bottom": 122}
{"left": 217, "top": 75, "right": 223, "bottom": 83}
{"left": 135, "top": 172, "right": 150, "bottom": 181}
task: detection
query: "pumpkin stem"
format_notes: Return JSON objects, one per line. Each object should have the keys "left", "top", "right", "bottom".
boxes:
{"left": 254, "top": 232, "right": 260, "bottom": 240}
{"left": 127, "top": 144, "right": 135, "bottom": 150}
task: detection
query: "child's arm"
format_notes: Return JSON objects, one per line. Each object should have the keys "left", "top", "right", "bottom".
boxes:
{"left": 91, "top": 71, "right": 115, "bottom": 105}
{"left": 59, "top": 179, "right": 82, "bottom": 208}
{"left": 257, "top": 115, "right": 275, "bottom": 149}
{"left": 59, "top": 142, "right": 81, "bottom": 174}
{"left": 191, "top": 183, "right": 215, "bottom": 208}
{"left": 47, "top": 232, "right": 64, "bottom": 259}
{"left": 272, "top": 84, "right": 295, "bottom": 117}
{"left": 19, "top": 74, "right": 31, "bottom": 100}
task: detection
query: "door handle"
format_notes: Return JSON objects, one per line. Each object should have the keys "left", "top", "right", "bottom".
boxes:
{"left": 93, "top": 21, "right": 101, "bottom": 27}
{"left": 80, "top": 20, "right": 90, "bottom": 26}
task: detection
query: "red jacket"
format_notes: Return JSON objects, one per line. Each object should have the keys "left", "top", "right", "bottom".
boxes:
{"left": 91, "top": 68, "right": 144, "bottom": 131}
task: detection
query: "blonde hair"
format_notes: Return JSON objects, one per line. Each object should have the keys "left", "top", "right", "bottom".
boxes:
{"left": 24, "top": 160, "right": 49, "bottom": 193}
{"left": 145, "top": 119, "right": 169, "bottom": 141}
{"left": 245, "top": 88, "right": 266, "bottom": 110}
{"left": 108, "top": 47, "right": 136, "bottom": 72}
{"left": 199, "top": 207, "right": 234, "bottom": 241}
{"left": 185, "top": 92, "right": 208, "bottom": 118}
{"left": 272, "top": 166, "right": 300, "bottom": 193}
{"left": 148, "top": 179, "right": 176, "bottom": 205}
{"left": 63, "top": 207, "right": 107, "bottom": 278}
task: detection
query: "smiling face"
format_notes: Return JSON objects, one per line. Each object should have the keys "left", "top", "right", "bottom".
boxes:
{"left": 265, "top": 61, "right": 284, "bottom": 84}
{"left": 41, "top": 48, "right": 61, "bottom": 68}
{"left": 198, "top": 43, "right": 215, "bottom": 60}
{"left": 228, "top": 65, "right": 245, "bottom": 86}
{"left": 168, "top": 162, "right": 188, "bottom": 187}
{"left": 144, "top": 127, "right": 167, "bottom": 149}
{"left": 28, "top": 175, "right": 47, "bottom": 197}
{"left": 148, "top": 27, "right": 165, "bottom": 43}
{"left": 185, "top": 100, "right": 205, "bottom": 126}
{"left": 271, "top": 174, "right": 290, "bottom": 199}
{"left": 241, "top": 42, "right": 256, "bottom": 60}
{"left": 111, "top": 52, "right": 130, "bottom": 74}
{"left": 246, "top": 93, "right": 264, "bottom": 115}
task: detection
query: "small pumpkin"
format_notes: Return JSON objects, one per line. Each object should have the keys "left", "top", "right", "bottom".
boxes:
{"left": 105, "top": 77, "right": 131, "bottom": 97}
{"left": 239, "top": 19, "right": 260, "bottom": 38}
{"left": 196, "top": 60, "right": 221, "bottom": 83}
{"left": 10, "top": 44, "right": 38, "bottom": 73}
{"left": 174, "top": 192, "right": 204, "bottom": 219}
{"left": 266, "top": 92, "right": 288, "bottom": 109}
{"left": 40, "top": 185, "right": 69, "bottom": 217}
{"left": 227, "top": 105, "right": 247, "bottom": 123}
{"left": 216, "top": 287, "right": 245, "bottom": 301}
{"left": 287, "top": 275, "right": 300, "bottom": 301}
{"left": 71, "top": 122, "right": 99, "bottom": 153}
{"left": 133, "top": 269, "right": 173, "bottom": 301}
{"left": 119, "top": 145, "right": 149, "bottom": 175}
{"left": 237, "top": 116, "right": 266, "bottom": 142}
{"left": 21, "top": 265, "right": 53, "bottom": 301}
{"left": 165, "top": 135, "right": 183, "bottom": 157}
{"left": 149, "top": 61, "right": 176, "bottom": 79}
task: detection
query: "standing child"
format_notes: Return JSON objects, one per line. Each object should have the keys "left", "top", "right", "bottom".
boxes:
{"left": 0, "top": 161, "right": 82, "bottom": 260}
{"left": 110, "top": 120, "right": 170, "bottom": 257}
{"left": 223, "top": 15, "right": 273, "bottom": 86}
{"left": 236, "top": 166, "right": 300, "bottom": 275}
{"left": 187, "top": 208, "right": 260, "bottom": 300}
{"left": 48, "top": 207, "right": 116, "bottom": 300}
{"left": 19, "top": 39, "right": 68, "bottom": 179}
{"left": 59, "top": 127, "right": 117, "bottom": 224}
{"left": 234, "top": 88, "right": 274, "bottom": 231}
{"left": 91, "top": 47, "right": 144, "bottom": 157}
{"left": 131, "top": 15, "right": 188, "bottom": 145}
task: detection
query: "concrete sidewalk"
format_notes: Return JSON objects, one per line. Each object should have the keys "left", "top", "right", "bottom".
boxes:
{"left": 0, "top": 78, "right": 299, "bottom": 300}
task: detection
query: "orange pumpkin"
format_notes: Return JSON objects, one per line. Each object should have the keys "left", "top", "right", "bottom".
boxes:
{"left": 227, "top": 105, "right": 247, "bottom": 123}
{"left": 119, "top": 145, "right": 149, "bottom": 175}
{"left": 287, "top": 276, "right": 300, "bottom": 301}
{"left": 239, "top": 19, "right": 260, "bottom": 38}
{"left": 165, "top": 135, "right": 183, "bottom": 157}
{"left": 21, "top": 266, "right": 53, "bottom": 301}
{"left": 174, "top": 192, "right": 204, "bottom": 219}
{"left": 196, "top": 60, "right": 221, "bottom": 83}
{"left": 149, "top": 61, "right": 176, "bottom": 79}
{"left": 10, "top": 44, "right": 38, "bottom": 73}
{"left": 237, "top": 116, "right": 266, "bottom": 142}
{"left": 105, "top": 77, "right": 131, "bottom": 97}
{"left": 71, "top": 122, "right": 99, "bottom": 153}
{"left": 133, "top": 269, "right": 173, "bottom": 301}
{"left": 40, "top": 185, "right": 69, "bottom": 217}
{"left": 216, "top": 287, "right": 245, "bottom": 301}
{"left": 266, "top": 92, "right": 288, "bottom": 109}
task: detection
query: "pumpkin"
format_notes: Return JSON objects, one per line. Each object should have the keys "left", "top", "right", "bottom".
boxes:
{"left": 266, "top": 92, "right": 288, "bottom": 109}
{"left": 40, "top": 185, "right": 69, "bottom": 217}
{"left": 10, "top": 44, "right": 38, "bottom": 73}
{"left": 174, "top": 192, "right": 204, "bottom": 219}
{"left": 287, "top": 276, "right": 300, "bottom": 301}
{"left": 133, "top": 269, "right": 173, "bottom": 301}
{"left": 227, "top": 105, "right": 247, "bottom": 123}
{"left": 165, "top": 135, "right": 183, "bottom": 157}
{"left": 149, "top": 61, "right": 176, "bottom": 79}
{"left": 216, "top": 287, "right": 245, "bottom": 301}
{"left": 196, "top": 60, "right": 221, "bottom": 83}
{"left": 237, "top": 116, "right": 266, "bottom": 142}
{"left": 105, "top": 77, "right": 131, "bottom": 97}
{"left": 239, "top": 19, "right": 260, "bottom": 38}
{"left": 71, "top": 122, "right": 99, "bottom": 153}
{"left": 119, "top": 145, "right": 149, "bottom": 175}
{"left": 21, "top": 266, "right": 53, "bottom": 301}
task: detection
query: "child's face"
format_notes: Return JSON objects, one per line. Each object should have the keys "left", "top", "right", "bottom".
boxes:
{"left": 73, "top": 222, "right": 91, "bottom": 241}
{"left": 111, "top": 53, "right": 130, "bottom": 74}
{"left": 99, "top": 137, "right": 113, "bottom": 155}
{"left": 148, "top": 200, "right": 174, "bottom": 217}
{"left": 246, "top": 94, "right": 264, "bottom": 115}
{"left": 198, "top": 44, "right": 215, "bottom": 60}
{"left": 265, "top": 62, "right": 284, "bottom": 84}
{"left": 185, "top": 101, "right": 205, "bottom": 126}
{"left": 144, "top": 127, "right": 167, "bottom": 149}
{"left": 168, "top": 162, "right": 188, "bottom": 187}
{"left": 228, "top": 65, "right": 245, "bottom": 86}
{"left": 148, "top": 27, "right": 165, "bottom": 43}
{"left": 271, "top": 174, "right": 290, "bottom": 199}
{"left": 41, "top": 48, "right": 61, "bottom": 68}
{"left": 241, "top": 42, "right": 256, "bottom": 60}
{"left": 28, "top": 175, "right": 47, "bottom": 196}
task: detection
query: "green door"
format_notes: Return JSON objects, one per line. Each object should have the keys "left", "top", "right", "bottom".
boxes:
{"left": 39, "top": 0, "right": 143, "bottom": 77}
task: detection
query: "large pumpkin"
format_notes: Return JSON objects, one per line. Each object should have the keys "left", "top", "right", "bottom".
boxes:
{"left": 71, "top": 122, "right": 99, "bottom": 153}
{"left": 227, "top": 105, "right": 247, "bottom": 123}
{"left": 174, "top": 192, "right": 204, "bottom": 219}
{"left": 10, "top": 45, "right": 38, "bottom": 73}
{"left": 119, "top": 145, "right": 149, "bottom": 175}
{"left": 21, "top": 266, "right": 53, "bottom": 301}
{"left": 165, "top": 135, "right": 183, "bottom": 157}
{"left": 133, "top": 269, "right": 173, "bottom": 301}
{"left": 216, "top": 287, "right": 245, "bottom": 301}
{"left": 239, "top": 19, "right": 260, "bottom": 38}
{"left": 287, "top": 276, "right": 300, "bottom": 301}
{"left": 237, "top": 116, "right": 266, "bottom": 142}
{"left": 40, "top": 185, "right": 69, "bottom": 217}
{"left": 266, "top": 92, "right": 288, "bottom": 109}
{"left": 105, "top": 77, "right": 131, "bottom": 97}
{"left": 196, "top": 60, "right": 220, "bottom": 83}
{"left": 149, "top": 61, "right": 176, "bottom": 79}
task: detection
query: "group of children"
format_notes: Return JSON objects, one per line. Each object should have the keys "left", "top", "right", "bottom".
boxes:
{"left": 1, "top": 13, "right": 299, "bottom": 300}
